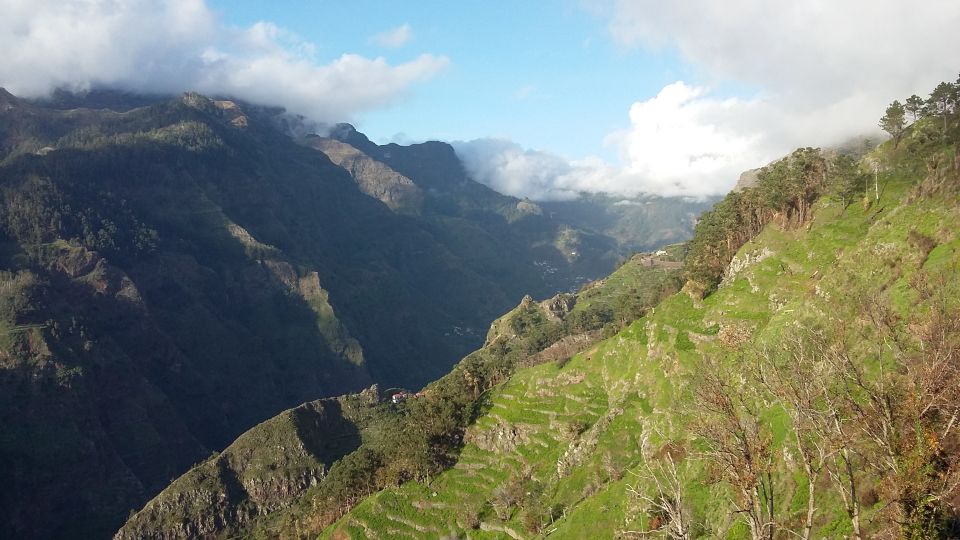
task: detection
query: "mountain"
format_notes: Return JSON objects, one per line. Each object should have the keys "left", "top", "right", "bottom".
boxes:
{"left": 305, "top": 125, "right": 623, "bottom": 296}
{"left": 0, "top": 89, "right": 699, "bottom": 538}
{"left": 122, "top": 91, "right": 960, "bottom": 538}
{"left": 304, "top": 136, "right": 423, "bottom": 214}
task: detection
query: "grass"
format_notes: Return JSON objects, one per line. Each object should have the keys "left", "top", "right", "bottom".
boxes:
{"left": 321, "top": 138, "right": 959, "bottom": 538}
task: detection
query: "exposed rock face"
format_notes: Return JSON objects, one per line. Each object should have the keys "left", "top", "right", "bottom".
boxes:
{"left": 212, "top": 100, "right": 249, "bottom": 128}
{"left": 540, "top": 292, "right": 576, "bottom": 322}
{"left": 307, "top": 137, "right": 423, "bottom": 214}
{"left": 733, "top": 167, "right": 762, "bottom": 192}
{"left": 327, "top": 123, "right": 380, "bottom": 156}
{"left": 516, "top": 200, "right": 543, "bottom": 216}
{"left": 525, "top": 330, "right": 601, "bottom": 366}
{"left": 465, "top": 420, "right": 535, "bottom": 453}
{"left": 556, "top": 406, "right": 623, "bottom": 477}
{"left": 721, "top": 247, "right": 775, "bottom": 287}
{"left": 0, "top": 87, "right": 18, "bottom": 111}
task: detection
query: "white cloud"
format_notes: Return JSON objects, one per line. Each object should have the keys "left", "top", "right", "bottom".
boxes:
{"left": 455, "top": 82, "right": 777, "bottom": 200}
{"left": 605, "top": 0, "right": 960, "bottom": 106}
{"left": 612, "top": 81, "right": 765, "bottom": 196}
{"left": 453, "top": 138, "right": 583, "bottom": 200}
{"left": 597, "top": 0, "right": 960, "bottom": 189}
{"left": 371, "top": 24, "right": 413, "bottom": 49}
{"left": 0, "top": 1, "right": 446, "bottom": 122}
{"left": 455, "top": 0, "right": 960, "bottom": 201}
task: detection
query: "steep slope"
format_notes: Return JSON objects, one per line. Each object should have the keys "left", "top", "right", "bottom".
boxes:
{"left": 115, "top": 245, "right": 687, "bottom": 539}
{"left": 304, "top": 136, "right": 423, "bottom": 215}
{"left": 0, "top": 87, "right": 708, "bottom": 538}
{"left": 110, "top": 83, "right": 960, "bottom": 539}
{"left": 321, "top": 127, "right": 960, "bottom": 538}
{"left": 114, "top": 387, "right": 380, "bottom": 539}
{"left": 323, "top": 124, "right": 624, "bottom": 296}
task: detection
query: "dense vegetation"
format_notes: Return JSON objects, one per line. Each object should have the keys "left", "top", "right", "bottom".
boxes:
{"left": 686, "top": 76, "right": 960, "bottom": 295}
{"left": 6, "top": 73, "right": 958, "bottom": 539}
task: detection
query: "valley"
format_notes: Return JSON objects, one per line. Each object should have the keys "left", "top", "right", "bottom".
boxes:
{"left": 0, "top": 89, "right": 702, "bottom": 538}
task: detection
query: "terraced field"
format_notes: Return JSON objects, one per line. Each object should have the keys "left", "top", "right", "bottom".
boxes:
{"left": 323, "top": 150, "right": 960, "bottom": 539}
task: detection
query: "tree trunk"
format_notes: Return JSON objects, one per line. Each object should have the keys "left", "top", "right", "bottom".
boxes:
{"left": 844, "top": 448, "right": 862, "bottom": 540}
{"left": 804, "top": 472, "right": 815, "bottom": 540}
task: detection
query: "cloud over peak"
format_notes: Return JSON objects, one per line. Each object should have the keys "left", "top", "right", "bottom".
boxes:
{"left": 0, "top": 1, "right": 446, "bottom": 122}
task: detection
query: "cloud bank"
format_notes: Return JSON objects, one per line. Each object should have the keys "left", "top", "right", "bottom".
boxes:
{"left": 606, "top": 0, "right": 959, "bottom": 108}
{"left": 460, "top": 0, "right": 960, "bottom": 201}
{"left": 456, "top": 82, "right": 772, "bottom": 200}
{"left": 601, "top": 0, "right": 960, "bottom": 194}
{"left": 0, "top": 0, "right": 446, "bottom": 122}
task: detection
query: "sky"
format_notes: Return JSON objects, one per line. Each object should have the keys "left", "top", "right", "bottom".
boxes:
{"left": 1, "top": 0, "right": 958, "bottom": 200}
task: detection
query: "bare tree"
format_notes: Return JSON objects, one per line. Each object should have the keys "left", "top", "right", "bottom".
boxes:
{"left": 755, "top": 328, "right": 864, "bottom": 539}
{"left": 624, "top": 446, "right": 692, "bottom": 539}
{"left": 693, "top": 356, "right": 777, "bottom": 540}
{"left": 826, "top": 282, "right": 960, "bottom": 537}
{"left": 752, "top": 334, "right": 839, "bottom": 540}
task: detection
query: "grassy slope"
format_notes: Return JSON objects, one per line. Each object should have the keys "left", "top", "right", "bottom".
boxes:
{"left": 321, "top": 139, "right": 959, "bottom": 538}
{"left": 115, "top": 243, "right": 684, "bottom": 539}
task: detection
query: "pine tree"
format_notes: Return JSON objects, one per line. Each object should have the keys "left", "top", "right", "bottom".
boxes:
{"left": 905, "top": 94, "right": 924, "bottom": 121}
{"left": 927, "top": 82, "right": 957, "bottom": 138}
{"left": 879, "top": 100, "right": 906, "bottom": 148}
{"left": 829, "top": 154, "right": 862, "bottom": 210}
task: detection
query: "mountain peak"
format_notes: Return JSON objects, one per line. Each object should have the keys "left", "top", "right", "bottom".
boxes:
{"left": 329, "top": 123, "right": 379, "bottom": 155}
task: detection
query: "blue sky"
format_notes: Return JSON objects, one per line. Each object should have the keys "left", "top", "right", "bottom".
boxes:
{"left": 3, "top": 1, "right": 959, "bottom": 199}
{"left": 207, "top": 1, "right": 694, "bottom": 161}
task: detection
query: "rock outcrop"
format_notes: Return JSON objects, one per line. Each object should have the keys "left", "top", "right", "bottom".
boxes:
{"left": 306, "top": 136, "right": 423, "bottom": 214}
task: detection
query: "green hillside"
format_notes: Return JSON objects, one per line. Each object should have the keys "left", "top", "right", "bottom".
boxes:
{"left": 319, "top": 100, "right": 960, "bottom": 537}
{"left": 117, "top": 242, "right": 688, "bottom": 539}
